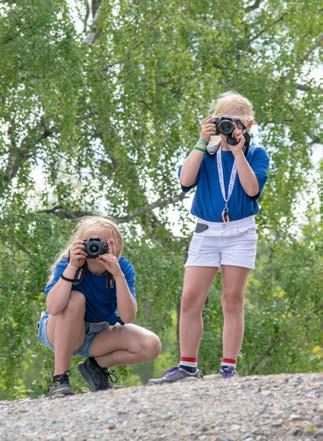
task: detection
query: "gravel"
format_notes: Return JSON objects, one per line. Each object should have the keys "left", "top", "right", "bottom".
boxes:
{"left": 0, "top": 373, "right": 321, "bottom": 440}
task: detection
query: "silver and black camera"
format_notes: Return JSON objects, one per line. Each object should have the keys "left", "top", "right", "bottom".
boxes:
{"left": 213, "top": 117, "right": 243, "bottom": 145}
{"left": 83, "top": 236, "right": 108, "bottom": 258}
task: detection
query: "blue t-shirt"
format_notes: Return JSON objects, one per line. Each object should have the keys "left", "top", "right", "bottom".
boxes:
{"left": 179, "top": 146, "right": 269, "bottom": 222}
{"left": 44, "top": 256, "right": 136, "bottom": 324}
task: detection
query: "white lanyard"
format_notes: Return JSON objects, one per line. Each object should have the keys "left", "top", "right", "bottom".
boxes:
{"left": 216, "top": 147, "right": 237, "bottom": 223}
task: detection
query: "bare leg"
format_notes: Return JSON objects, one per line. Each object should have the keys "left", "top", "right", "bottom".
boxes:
{"left": 179, "top": 266, "right": 218, "bottom": 358}
{"left": 221, "top": 265, "right": 250, "bottom": 359}
{"left": 47, "top": 291, "right": 86, "bottom": 375}
{"left": 89, "top": 323, "right": 161, "bottom": 368}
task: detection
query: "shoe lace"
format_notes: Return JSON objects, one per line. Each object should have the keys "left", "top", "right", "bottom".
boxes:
{"left": 164, "top": 367, "right": 180, "bottom": 378}
{"left": 220, "top": 366, "right": 236, "bottom": 378}
{"left": 53, "top": 370, "right": 71, "bottom": 385}
{"left": 102, "top": 368, "right": 118, "bottom": 384}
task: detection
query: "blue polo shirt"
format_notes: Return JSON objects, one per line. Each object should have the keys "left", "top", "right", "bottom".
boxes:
{"left": 44, "top": 256, "right": 136, "bottom": 324}
{"left": 179, "top": 146, "right": 269, "bottom": 222}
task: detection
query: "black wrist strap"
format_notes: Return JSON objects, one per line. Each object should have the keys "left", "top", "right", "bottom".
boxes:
{"left": 61, "top": 274, "right": 76, "bottom": 283}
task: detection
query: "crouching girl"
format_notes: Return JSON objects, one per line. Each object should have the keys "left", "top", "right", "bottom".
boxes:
{"left": 37, "top": 216, "right": 161, "bottom": 397}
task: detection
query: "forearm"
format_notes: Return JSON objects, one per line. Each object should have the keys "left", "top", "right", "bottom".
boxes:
{"left": 180, "top": 149, "right": 204, "bottom": 187}
{"left": 114, "top": 272, "right": 137, "bottom": 323}
{"left": 46, "top": 265, "right": 77, "bottom": 315}
{"left": 234, "top": 150, "right": 259, "bottom": 197}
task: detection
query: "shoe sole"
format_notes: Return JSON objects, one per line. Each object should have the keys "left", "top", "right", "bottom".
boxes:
{"left": 148, "top": 376, "right": 199, "bottom": 385}
{"left": 49, "top": 388, "right": 74, "bottom": 399}
{"left": 49, "top": 392, "right": 74, "bottom": 399}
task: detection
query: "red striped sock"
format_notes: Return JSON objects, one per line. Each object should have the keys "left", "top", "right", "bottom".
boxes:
{"left": 179, "top": 356, "right": 197, "bottom": 373}
{"left": 221, "top": 357, "right": 237, "bottom": 368}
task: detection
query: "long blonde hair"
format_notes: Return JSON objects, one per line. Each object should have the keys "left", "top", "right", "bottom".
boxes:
{"left": 208, "top": 91, "right": 255, "bottom": 147}
{"left": 49, "top": 216, "right": 124, "bottom": 276}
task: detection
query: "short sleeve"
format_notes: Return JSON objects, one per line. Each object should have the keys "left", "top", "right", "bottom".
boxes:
{"left": 44, "top": 257, "right": 69, "bottom": 295}
{"left": 249, "top": 147, "right": 270, "bottom": 199}
{"left": 120, "top": 258, "right": 136, "bottom": 301}
{"left": 177, "top": 163, "right": 202, "bottom": 193}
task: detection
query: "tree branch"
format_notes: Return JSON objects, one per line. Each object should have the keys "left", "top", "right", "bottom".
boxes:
{"left": 36, "top": 192, "right": 187, "bottom": 223}
{"left": 116, "top": 192, "right": 186, "bottom": 223}
{"left": 4, "top": 117, "right": 53, "bottom": 183}
{"left": 248, "top": 11, "right": 288, "bottom": 43}
{"left": 271, "top": 34, "right": 323, "bottom": 101}
{"left": 85, "top": 0, "right": 103, "bottom": 44}
{"left": 245, "top": 1, "right": 262, "bottom": 13}
{"left": 82, "top": 0, "right": 90, "bottom": 34}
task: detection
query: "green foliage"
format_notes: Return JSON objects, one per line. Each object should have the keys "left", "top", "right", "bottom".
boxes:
{"left": 0, "top": 0, "right": 321, "bottom": 399}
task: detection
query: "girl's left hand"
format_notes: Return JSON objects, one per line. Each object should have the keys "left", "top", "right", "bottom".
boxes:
{"left": 228, "top": 128, "right": 245, "bottom": 155}
{"left": 96, "top": 240, "right": 122, "bottom": 277}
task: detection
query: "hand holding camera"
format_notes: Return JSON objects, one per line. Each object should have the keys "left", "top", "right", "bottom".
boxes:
{"left": 211, "top": 117, "right": 246, "bottom": 146}
{"left": 200, "top": 116, "right": 217, "bottom": 142}
{"left": 84, "top": 237, "right": 122, "bottom": 277}
{"left": 68, "top": 240, "right": 88, "bottom": 268}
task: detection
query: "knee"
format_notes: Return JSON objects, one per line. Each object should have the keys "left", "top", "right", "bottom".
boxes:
{"left": 221, "top": 291, "right": 244, "bottom": 314}
{"left": 181, "top": 289, "right": 204, "bottom": 315}
{"left": 63, "top": 291, "right": 86, "bottom": 316}
{"left": 139, "top": 333, "right": 162, "bottom": 360}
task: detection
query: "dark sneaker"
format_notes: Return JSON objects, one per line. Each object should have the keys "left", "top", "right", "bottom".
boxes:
{"left": 49, "top": 372, "right": 74, "bottom": 398}
{"left": 78, "top": 358, "right": 118, "bottom": 391}
{"left": 218, "top": 366, "right": 238, "bottom": 379}
{"left": 148, "top": 366, "right": 200, "bottom": 385}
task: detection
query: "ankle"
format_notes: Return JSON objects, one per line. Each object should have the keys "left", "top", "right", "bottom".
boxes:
{"left": 179, "top": 356, "right": 198, "bottom": 373}
{"left": 53, "top": 370, "right": 70, "bottom": 383}
{"left": 221, "top": 357, "right": 237, "bottom": 369}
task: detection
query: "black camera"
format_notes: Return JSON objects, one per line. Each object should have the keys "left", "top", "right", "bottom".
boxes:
{"left": 213, "top": 117, "right": 240, "bottom": 145}
{"left": 83, "top": 236, "right": 108, "bottom": 258}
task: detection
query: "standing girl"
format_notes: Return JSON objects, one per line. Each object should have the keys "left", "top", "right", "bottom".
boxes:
{"left": 149, "top": 91, "right": 269, "bottom": 384}
{"left": 37, "top": 216, "right": 161, "bottom": 397}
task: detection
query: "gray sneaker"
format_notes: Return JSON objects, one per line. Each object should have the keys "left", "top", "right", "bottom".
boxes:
{"left": 148, "top": 366, "right": 200, "bottom": 385}
{"left": 218, "top": 366, "right": 238, "bottom": 379}
{"left": 49, "top": 372, "right": 74, "bottom": 398}
{"left": 78, "top": 358, "right": 118, "bottom": 391}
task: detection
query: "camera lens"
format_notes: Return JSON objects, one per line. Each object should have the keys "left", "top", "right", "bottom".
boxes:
{"left": 218, "top": 119, "right": 234, "bottom": 135}
{"left": 89, "top": 243, "right": 100, "bottom": 253}
{"left": 85, "top": 237, "right": 107, "bottom": 258}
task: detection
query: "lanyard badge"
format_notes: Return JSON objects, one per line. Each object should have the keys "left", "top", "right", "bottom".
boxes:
{"left": 216, "top": 147, "right": 237, "bottom": 223}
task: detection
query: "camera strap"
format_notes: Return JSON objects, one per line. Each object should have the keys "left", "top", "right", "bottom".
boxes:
{"left": 67, "top": 250, "right": 86, "bottom": 285}
{"left": 216, "top": 147, "right": 237, "bottom": 224}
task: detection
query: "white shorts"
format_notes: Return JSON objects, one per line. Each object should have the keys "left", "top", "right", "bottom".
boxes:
{"left": 185, "top": 216, "right": 258, "bottom": 270}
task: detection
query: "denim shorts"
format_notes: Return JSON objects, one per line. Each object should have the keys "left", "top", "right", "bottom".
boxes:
{"left": 37, "top": 312, "right": 109, "bottom": 358}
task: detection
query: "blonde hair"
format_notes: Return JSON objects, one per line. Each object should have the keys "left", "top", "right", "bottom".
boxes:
{"left": 208, "top": 91, "right": 255, "bottom": 147}
{"left": 210, "top": 91, "right": 255, "bottom": 124}
{"left": 49, "top": 216, "right": 124, "bottom": 276}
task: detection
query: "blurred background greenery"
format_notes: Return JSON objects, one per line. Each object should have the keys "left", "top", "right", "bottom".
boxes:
{"left": 0, "top": 0, "right": 321, "bottom": 399}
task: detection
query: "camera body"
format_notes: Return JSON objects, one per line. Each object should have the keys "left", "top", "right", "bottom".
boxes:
{"left": 214, "top": 117, "right": 236, "bottom": 136}
{"left": 212, "top": 117, "right": 240, "bottom": 145}
{"left": 83, "top": 236, "right": 108, "bottom": 258}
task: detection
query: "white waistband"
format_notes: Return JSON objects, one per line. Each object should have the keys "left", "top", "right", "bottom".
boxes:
{"left": 197, "top": 215, "right": 255, "bottom": 229}
{"left": 196, "top": 216, "right": 256, "bottom": 237}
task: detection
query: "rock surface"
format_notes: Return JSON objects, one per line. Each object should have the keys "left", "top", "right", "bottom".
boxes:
{"left": 0, "top": 373, "right": 322, "bottom": 440}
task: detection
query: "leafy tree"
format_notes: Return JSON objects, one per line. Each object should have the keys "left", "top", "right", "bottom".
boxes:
{"left": 0, "top": 0, "right": 321, "bottom": 399}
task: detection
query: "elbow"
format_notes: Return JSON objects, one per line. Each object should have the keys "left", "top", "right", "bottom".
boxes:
{"left": 248, "top": 190, "right": 259, "bottom": 198}
{"left": 46, "top": 298, "right": 64, "bottom": 316}
{"left": 120, "top": 315, "right": 136, "bottom": 324}
{"left": 180, "top": 177, "right": 194, "bottom": 188}
{"left": 247, "top": 184, "right": 260, "bottom": 197}
{"left": 119, "top": 307, "right": 137, "bottom": 324}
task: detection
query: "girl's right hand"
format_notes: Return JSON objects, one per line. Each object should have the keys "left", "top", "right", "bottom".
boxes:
{"left": 68, "top": 240, "right": 87, "bottom": 268}
{"left": 200, "top": 116, "right": 216, "bottom": 142}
